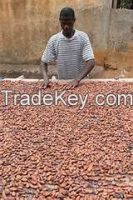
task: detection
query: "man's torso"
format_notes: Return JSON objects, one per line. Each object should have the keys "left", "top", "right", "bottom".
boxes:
{"left": 42, "top": 30, "right": 94, "bottom": 79}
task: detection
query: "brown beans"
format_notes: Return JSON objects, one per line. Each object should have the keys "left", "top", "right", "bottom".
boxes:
{"left": 0, "top": 80, "right": 133, "bottom": 199}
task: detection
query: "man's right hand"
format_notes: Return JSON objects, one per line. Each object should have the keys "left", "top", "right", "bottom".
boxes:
{"left": 40, "top": 61, "right": 51, "bottom": 89}
{"left": 41, "top": 79, "right": 51, "bottom": 89}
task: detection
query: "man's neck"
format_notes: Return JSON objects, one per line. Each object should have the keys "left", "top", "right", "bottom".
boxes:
{"left": 63, "top": 29, "right": 75, "bottom": 38}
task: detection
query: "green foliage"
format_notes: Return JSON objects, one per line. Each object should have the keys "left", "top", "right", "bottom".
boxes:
{"left": 120, "top": 0, "right": 132, "bottom": 8}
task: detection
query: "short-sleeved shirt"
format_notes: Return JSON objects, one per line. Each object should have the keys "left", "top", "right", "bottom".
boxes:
{"left": 41, "top": 29, "right": 94, "bottom": 80}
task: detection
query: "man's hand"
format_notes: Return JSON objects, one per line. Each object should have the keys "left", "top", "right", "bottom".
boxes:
{"left": 74, "top": 59, "right": 95, "bottom": 83}
{"left": 41, "top": 78, "right": 51, "bottom": 89}
{"left": 63, "top": 79, "right": 80, "bottom": 90}
{"left": 69, "top": 79, "right": 79, "bottom": 88}
{"left": 63, "top": 59, "right": 95, "bottom": 90}
{"left": 40, "top": 61, "right": 51, "bottom": 89}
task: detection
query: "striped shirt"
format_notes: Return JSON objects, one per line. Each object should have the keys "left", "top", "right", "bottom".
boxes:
{"left": 41, "top": 29, "right": 94, "bottom": 80}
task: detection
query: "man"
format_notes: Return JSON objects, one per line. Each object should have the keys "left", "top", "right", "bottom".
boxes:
{"left": 40, "top": 7, "right": 95, "bottom": 88}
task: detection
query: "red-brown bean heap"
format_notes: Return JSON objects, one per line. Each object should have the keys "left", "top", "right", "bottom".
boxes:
{"left": 0, "top": 80, "right": 133, "bottom": 200}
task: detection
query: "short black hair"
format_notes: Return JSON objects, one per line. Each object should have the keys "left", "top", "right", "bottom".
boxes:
{"left": 59, "top": 7, "right": 75, "bottom": 20}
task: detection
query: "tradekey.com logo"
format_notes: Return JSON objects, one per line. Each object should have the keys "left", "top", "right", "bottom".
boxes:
{"left": 1, "top": 90, "right": 133, "bottom": 109}
{"left": 0, "top": 90, "right": 88, "bottom": 110}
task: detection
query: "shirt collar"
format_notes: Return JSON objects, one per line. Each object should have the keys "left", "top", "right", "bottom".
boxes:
{"left": 61, "top": 29, "right": 78, "bottom": 41}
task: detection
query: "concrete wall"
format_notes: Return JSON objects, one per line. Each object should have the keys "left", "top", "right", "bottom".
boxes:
{"left": 106, "top": 9, "right": 133, "bottom": 74}
{"left": 0, "top": 0, "right": 111, "bottom": 65}
{"left": 0, "top": 0, "right": 52, "bottom": 64}
{"left": 0, "top": 0, "right": 133, "bottom": 78}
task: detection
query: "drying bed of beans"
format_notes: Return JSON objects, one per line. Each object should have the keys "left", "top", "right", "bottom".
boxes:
{"left": 0, "top": 80, "right": 133, "bottom": 200}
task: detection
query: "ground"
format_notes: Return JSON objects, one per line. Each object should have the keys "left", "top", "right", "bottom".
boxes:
{"left": 0, "top": 80, "right": 133, "bottom": 200}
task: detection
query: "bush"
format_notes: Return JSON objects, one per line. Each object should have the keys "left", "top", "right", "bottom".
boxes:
{"left": 119, "top": 0, "right": 133, "bottom": 8}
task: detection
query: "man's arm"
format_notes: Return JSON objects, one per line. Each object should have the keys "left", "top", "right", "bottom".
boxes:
{"left": 76, "top": 59, "right": 95, "bottom": 82}
{"left": 40, "top": 61, "right": 49, "bottom": 88}
{"left": 68, "top": 32, "right": 95, "bottom": 88}
{"left": 40, "top": 35, "right": 57, "bottom": 88}
{"left": 68, "top": 59, "right": 95, "bottom": 88}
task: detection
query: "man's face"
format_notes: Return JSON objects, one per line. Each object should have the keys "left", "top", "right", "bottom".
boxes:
{"left": 60, "top": 19, "right": 75, "bottom": 37}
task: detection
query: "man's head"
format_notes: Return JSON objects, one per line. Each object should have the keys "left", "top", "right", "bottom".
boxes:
{"left": 59, "top": 7, "right": 76, "bottom": 38}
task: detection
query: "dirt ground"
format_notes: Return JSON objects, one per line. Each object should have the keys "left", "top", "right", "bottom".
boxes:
{"left": 0, "top": 80, "right": 133, "bottom": 200}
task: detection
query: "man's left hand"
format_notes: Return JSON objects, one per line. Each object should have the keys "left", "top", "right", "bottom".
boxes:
{"left": 67, "top": 79, "right": 80, "bottom": 89}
